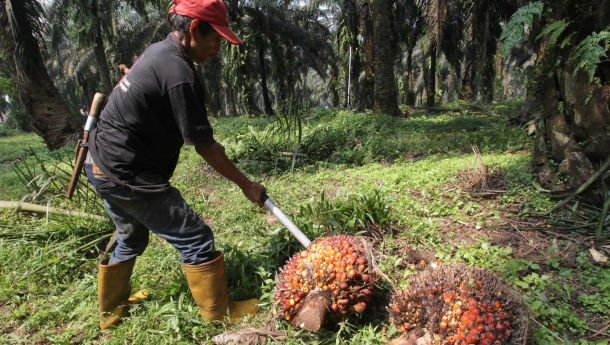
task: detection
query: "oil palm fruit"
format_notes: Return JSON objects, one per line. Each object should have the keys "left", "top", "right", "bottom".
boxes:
{"left": 274, "top": 235, "right": 375, "bottom": 323}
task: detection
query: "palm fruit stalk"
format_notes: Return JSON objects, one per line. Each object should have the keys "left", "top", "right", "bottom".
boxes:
{"left": 273, "top": 235, "right": 376, "bottom": 331}
{"left": 387, "top": 265, "right": 530, "bottom": 345}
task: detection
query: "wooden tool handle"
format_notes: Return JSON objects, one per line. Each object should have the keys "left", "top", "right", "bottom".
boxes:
{"left": 66, "top": 92, "right": 107, "bottom": 199}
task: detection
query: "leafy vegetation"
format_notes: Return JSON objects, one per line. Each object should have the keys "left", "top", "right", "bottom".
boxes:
{"left": 221, "top": 107, "right": 529, "bottom": 175}
{"left": 1, "top": 105, "right": 608, "bottom": 344}
{"left": 571, "top": 28, "right": 610, "bottom": 81}
{"left": 500, "top": 1, "right": 544, "bottom": 58}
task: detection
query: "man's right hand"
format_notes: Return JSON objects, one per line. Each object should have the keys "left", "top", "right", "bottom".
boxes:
{"left": 195, "top": 141, "right": 266, "bottom": 207}
{"left": 241, "top": 181, "right": 266, "bottom": 207}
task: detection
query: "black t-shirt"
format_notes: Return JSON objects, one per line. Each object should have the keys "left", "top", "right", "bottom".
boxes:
{"left": 90, "top": 33, "right": 214, "bottom": 185}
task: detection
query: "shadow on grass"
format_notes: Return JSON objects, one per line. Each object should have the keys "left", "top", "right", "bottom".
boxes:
{"left": 219, "top": 226, "right": 309, "bottom": 300}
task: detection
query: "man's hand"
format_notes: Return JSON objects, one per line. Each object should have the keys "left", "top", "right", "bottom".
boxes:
{"left": 241, "top": 181, "right": 266, "bottom": 207}
{"left": 118, "top": 64, "right": 130, "bottom": 76}
{"left": 195, "top": 141, "right": 266, "bottom": 207}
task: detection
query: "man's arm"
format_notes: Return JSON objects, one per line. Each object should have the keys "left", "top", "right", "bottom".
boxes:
{"left": 195, "top": 141, "right": 266, "bottom": 207}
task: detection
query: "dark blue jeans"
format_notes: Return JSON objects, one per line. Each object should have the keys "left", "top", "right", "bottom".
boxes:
{"left": 85, "top": 164, "right": 214, "bottom": 265}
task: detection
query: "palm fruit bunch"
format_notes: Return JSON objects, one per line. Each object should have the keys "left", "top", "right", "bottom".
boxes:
{"left": 389, "top": 265, "right": 529, "bottom": 345}
{"left": 274, "top": 235, "right": 375, "bottom": 322}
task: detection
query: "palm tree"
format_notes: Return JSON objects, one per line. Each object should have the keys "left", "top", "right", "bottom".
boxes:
{"left": 336, "top": 0, "right": 362, "bottom": 109}
{"left": 1, "top": 0, "right": 80, "bottom": 149}
{"left": 439, "top": 0, "right": 464, "bottom": 101}
{"left": 46, "top": 0, "right": 159, "bottom": 95}
{"left": 507, "top": 0, "right": 610, "bottom": 193}
{"left": 44, "top": 0, "right": 168, "bottom": 110}
{"left": 395, "top": 0, "right": 423, "bottom": 106}
{"left": 461, "top": 0, "right": 520, "bottom": 101}
{"left": 372, "top": 0, "right": 399, "bottom": 116}
{"left": 417, "top": 0, "right": 448, "bottom": 107}
{"left": 222, "top": 0, "right": 335, "bottom": 116}
{"left": 359, "top": 0, "right": 375, "bottom": 109}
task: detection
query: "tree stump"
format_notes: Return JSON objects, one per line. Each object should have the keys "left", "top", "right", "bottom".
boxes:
{"left": 291, "top": 290, "right": 331, "bottom": 331}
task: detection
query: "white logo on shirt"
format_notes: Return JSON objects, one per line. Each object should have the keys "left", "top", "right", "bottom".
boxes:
{"left": 119, "top": 78, "right": 131, "bottom": 92}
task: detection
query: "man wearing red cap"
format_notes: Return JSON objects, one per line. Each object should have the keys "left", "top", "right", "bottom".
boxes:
{"left": 84, "top": 0, "right": 264, "bottom": 329}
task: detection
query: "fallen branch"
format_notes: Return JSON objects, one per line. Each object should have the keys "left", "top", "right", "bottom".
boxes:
{"left": 531, "top": 317, "right": 564, "bottom": 344}
{"left": 548, "top": 158, "right": 610, "bottom": 214}
{"left": 0, "top": 200, "right": 106, "bottom": 221}
{"left": 280, "top": 152, "right": 308, "bottom": 158}
{"left": 384, "top": 333, "right": 427, "bottom": 345}
{"left": 404, "top": 106, "right": 464, "bottom": 113}
{"left": 212, "top": 323, "right": 288, "bottom": 345}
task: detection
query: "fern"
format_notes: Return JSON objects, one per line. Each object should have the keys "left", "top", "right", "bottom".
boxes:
{"left": 500, "top": 1, "right": 544, "bottom": 59}
{"left": 570, "top": 28, "right": 610, "bottom": 82}
{"left": 536, "top": 19, "right": 569, "bottom": 50}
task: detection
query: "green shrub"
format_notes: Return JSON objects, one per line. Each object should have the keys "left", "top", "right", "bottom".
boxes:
{"left": 297, "top": 189, "right": 392, "bottom": 237}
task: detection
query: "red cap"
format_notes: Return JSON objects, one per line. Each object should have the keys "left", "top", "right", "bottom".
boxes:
{"left": 169, "top": 0, "right": 242, "bottom": 45}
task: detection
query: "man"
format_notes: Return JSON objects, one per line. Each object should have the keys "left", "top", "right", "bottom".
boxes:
{"left": 84, "top": 0, "right": 265, "bottom": 330}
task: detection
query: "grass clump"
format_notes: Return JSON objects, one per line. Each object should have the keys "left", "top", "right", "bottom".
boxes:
{"left": 297, "top": 189, "right": 392, "bottom": 237}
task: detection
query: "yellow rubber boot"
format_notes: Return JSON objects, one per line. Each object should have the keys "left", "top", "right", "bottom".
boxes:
{"left": 98, "top": 258, "right": 135, "bottom": 330}
{"left": 183, "top": 251, "right": 259, "bottom": 322}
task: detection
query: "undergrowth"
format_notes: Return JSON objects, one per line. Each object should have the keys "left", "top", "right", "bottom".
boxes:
{"left": 0, "top": 103, "right": 608, "bottom": 344}
{"left": 218, "top": 109, "right": 529, "bottom": 175}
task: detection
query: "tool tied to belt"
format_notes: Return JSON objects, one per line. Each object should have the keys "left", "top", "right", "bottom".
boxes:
{"left": 66, "top": 92, "right": 107, "bottom": 199}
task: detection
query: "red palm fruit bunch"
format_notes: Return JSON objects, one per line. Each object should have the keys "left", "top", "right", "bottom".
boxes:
{"left": 274, "top": 235, "right": 375, "bottom": 327}
{"left": 388, "top": 265, "right": 529, "bottom": 345}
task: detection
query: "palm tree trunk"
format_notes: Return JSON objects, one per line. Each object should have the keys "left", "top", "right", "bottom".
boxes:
{"left": 372, "top": 0, "right": 399, "bottom": 116}
{"left": 197, "top": 59, "right": 222, "bottom": 118}
{"left": 345, "top": 0, "right": 360, "bottom": 109}
{"left": 480, "top": 8, "right": 494, "bottom": 102}
{"left": 405, "top": 49, "right": 416, "bottom": 106}
{"left": 93, "top": 28, "right": 112, "bottom": 93}
{"left": 237, "top": 49, "right": 262, "bottom": 116}
{"left": 245, "top": 85, "right": 262, "bottom": 116}
{"left": 447, "top": 65, "right": 455, "bottom": 101}
{"left": 348, "top": 42, "right": 361, "bottom": 109}
{"left": 529, "top": 0, "right": 610, "bottom": 193}
{"left": 424, "top": 46, "right": 437, "bottom": 107}
{"left": 225, "top": 85, "right": 239, "bottom": 116}
{"left": 205, "top": 56, "right": 223, "bottom": 117}
{"left": 359, "top": 0, "right": 374, "bottom": 110}
{"left": 258, "top": 41, "right": 273, "bottom": 116}
{"left": 2, "top": 0, "right": 80, "bottom": 149}
{"left": 461, "top": 0, "right": 476, "bottom": 100}
{"left": 90, "top": 0, "right": 112, "bottom": 94}
{"left": 330, "top": 63, "right": 340, "bottom": 107}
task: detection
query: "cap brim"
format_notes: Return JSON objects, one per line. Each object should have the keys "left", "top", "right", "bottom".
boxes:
{"left": 211, "top": 24, "right": 242, "bottom": 45}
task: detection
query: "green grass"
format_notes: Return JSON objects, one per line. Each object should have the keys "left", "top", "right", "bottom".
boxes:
{"left": 0, "top": 132, "right": 46, "bottom": 163}
{"left": 1, "top": 103, "right": 608, "bottom": 344}
{"left": 0, "top": 132, "right": 48, "bottom": 199}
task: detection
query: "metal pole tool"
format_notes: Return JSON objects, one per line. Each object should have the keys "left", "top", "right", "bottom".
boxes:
{"left": 262, "top": 193, "right": 311, "bottom": 248}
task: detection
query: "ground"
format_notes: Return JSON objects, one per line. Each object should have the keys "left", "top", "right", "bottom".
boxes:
{"left": 0, "top": 103, "right": 608, "bottom": 344}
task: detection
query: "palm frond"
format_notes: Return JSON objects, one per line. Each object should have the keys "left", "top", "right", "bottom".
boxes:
{"left": 5, "top": 0, "right": 47, "bottom": 89}
{"left": 45, "top": 0, "right": 71, "bottom": 54}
